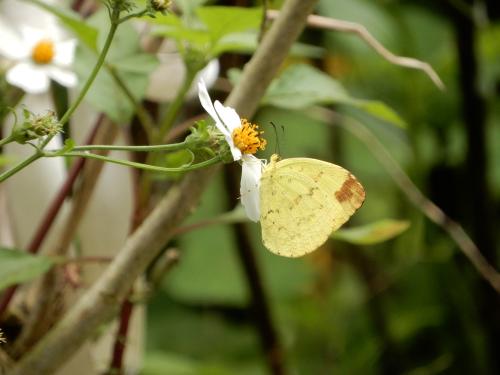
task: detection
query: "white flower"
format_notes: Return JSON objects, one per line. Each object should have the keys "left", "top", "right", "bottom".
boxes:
{"left": 198, "top": 79, "right": 266, "bottom": 222}
{"left": 0, "top": 24, "right": 77, "bottom": 94}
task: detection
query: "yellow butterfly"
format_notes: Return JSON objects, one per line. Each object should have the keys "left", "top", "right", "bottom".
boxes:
{"left": 260, "top": 154, "right": 365, "bottom": 257}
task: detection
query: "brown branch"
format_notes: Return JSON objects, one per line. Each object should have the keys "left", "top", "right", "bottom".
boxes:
{"left": 9, "top": 0, "right": 319, "bottom": 373}
{"left": 267, "top": 10, "right": 445, "bottom": 90}
{"left": 316, "top": 108, "right": 500, "bottom": 293}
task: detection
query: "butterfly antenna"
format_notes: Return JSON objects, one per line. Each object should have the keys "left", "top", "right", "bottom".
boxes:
{"left": 270, "top": 121, "right": 285, "bottom": 155}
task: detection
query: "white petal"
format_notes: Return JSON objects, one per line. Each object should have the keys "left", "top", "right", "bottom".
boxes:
{"left": 240, "top": 155, "right": 263, "bottom": 222}
{"left": 214, "top": 100, "right": 241, "bottom": 133}
{"left": 54, "top": 39, "right": 77, "bottom": 66}
{"left": 0, "top": 19, "right": 27, "bottom": 60}
{"left": 47, "top": 66, "right": 77, "bottom": 88}
{"left": 20, "top": 25, "right": 51, "bottom": 49}
{"left": 1, "top": 0, "right": 58, "bottom": 32}
{"left": 227, "top": 137, "right": 242, "bottom": 161}
{"left": 6, "top": 62, "right": 50, "bottom": 94}
{"left": 197, "top": 79, "right": 229, "bottom": 136}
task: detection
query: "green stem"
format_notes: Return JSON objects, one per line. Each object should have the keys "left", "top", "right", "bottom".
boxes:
{"left": 0, "top": 135, "right": 52, "bottom": 183}
{"left": 59, "top": 10, "right": 120, "bottom": 126}
{"left": 0, "top": 134, "right": 16, "bottom": 148}
{"left": 0, "top": 153, "right": 41, "bottom": 183}
{"left": 118, "top": 10, "right": 148, "bottom": 24}
{"left": 70, "top": 141, "right": 189, "bottom": 152}
{"left": 52, "top": 151, "right": 221, "bottom": 174}
{"left": 157, "top": 68, "right": 198, "bottom": 142}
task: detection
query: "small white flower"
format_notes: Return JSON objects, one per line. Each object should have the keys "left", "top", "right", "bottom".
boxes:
{"left": 0, "top": 25, "right": 77, "bottom": 94}
{"left": 198, "top": 79, "right": 267, "bottom": 222}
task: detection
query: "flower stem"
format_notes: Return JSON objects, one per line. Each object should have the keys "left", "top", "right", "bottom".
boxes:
{"left": 50, "top": 151, "right": 222, "bottom": 173}
{"left": 71, "top": 141, "right": 189, "bottom": 152}
{"left": 0, "top": 135, "right": 52, "bottom": 183}
{"left": 0, "top": 133, "right": 16, "bottom": 148}
{"left": 59, "top": 9, "right": 120, "bottom": 126}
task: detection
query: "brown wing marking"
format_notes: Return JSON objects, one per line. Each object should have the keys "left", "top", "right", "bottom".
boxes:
{"left": 334, "top": 173, "right": 365, "bottom": 208}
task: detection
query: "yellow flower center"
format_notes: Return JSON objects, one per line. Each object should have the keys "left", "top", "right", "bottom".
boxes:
{"left": 232, "top": 119, "right": 267, "bottom": 155}
{"left": 31, "top": 39, "right": 55, "bottom": 64}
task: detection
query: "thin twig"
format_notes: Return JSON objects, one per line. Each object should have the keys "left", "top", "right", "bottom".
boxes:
{"left": 316, "top": 108, "right": 500, "bottom": 293}
{"left": 9, "top": 1, "right": 319, "bottom": 373}
{"left": 267, "top": 10, "right": 445, "bottom": 90}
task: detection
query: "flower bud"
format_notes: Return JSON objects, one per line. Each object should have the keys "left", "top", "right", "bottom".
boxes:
{"left": 150, "top": 0, "right": 171, "bottom": 13}
{"left": 11, "top": 109, "right": 62, "bottom": 144}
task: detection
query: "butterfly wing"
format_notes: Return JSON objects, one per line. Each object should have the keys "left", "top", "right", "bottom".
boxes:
{"left": 260, "top": 157, "right": 365, "bottom": 257}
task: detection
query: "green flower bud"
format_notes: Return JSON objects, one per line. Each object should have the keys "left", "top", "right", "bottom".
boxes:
{"left": 11, "top": 109, "right": 62, "bottom": 144}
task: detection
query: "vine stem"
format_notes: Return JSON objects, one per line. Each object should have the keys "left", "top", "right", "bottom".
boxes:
{"left": 69, "top": 141, "right": 188, "bottom": 152}
{"left": 48, "top": 151, "right": 222, "bottom": 174}
{"left": 0, "top": 134, "right": 16, "bottom": 148}
{"left": 0, "top": 151, "right": 42, "bottom": 183}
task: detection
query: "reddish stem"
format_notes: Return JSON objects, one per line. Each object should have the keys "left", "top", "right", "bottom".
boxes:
{"left": 108, "top": 298, "right": 134, "bottom": 374}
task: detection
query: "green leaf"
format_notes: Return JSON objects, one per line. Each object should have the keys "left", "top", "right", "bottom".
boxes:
{"left": 332, "top": 219, "right": 410, "bottom": 245}
{"left": 111, "top": 54, "right": 160, "bottom": 74}
{"left": 0, "top": 248, "right": 56, "bottom": 291}
{"left": 175, "top": 0, "right": 210, "bottom": 17}
{"left": 27, "top": 0, "right": 98, "bottom": 50}
{"left": 213, "top": 32, "right": 325, "bottom": 58}
{"left": 351, "top": 100, "right": 407, "bottom": 128}
{"left": 262, "top": 64, "right": 406, "bottom": 128}
{"left": 263, "top": 64, "right": 352, "bottom": 109}
{"left": 196, "top": 6, "right": 262, "bottom": 41}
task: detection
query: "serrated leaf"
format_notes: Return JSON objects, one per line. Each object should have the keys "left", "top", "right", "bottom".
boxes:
{"left": 88, "top": 10, "right": 139, "bottom": 61}
{"left": 27, "top": 0, "right": 98, "bottom": 50}
{"left": 0, "top": 248, "right": 56, "bottom": 291}
{"left": 262, "top": 64, "right": 406, "bottom": 128}
{"left": 332, "top": 219, "right": 410, "bottom": 245}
